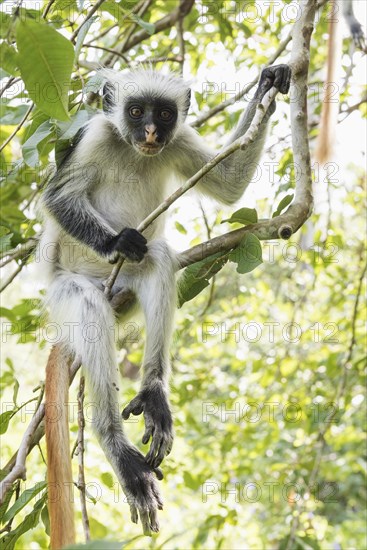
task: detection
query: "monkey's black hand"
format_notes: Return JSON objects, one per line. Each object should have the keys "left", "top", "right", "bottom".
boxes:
{"left": 122, "top": 385, "right": 174, "bottom": 469}
{"left": 108, "top": 228, "right": 148, "bottom": 262}
{"left": 256, "top": 64, "right": 292, "bottom": 101}
{"left": 121, "top": 445, "right": 164, "bottom": 535}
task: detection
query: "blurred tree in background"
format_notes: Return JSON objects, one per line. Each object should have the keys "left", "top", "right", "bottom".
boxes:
{"left": 0, "top": 0, "right": 366, "bottom": 549}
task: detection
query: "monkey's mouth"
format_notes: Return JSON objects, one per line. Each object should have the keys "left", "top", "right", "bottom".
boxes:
{"left": 134, "top": 142, "right": 163, "bottom": 156}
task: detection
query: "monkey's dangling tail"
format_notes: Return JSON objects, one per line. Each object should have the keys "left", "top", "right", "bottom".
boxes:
{"left": 315, "top": 0, "right": 343, "bottom": 164}
{"left": 45, "top": 344, "right": 76, "bottom": 549}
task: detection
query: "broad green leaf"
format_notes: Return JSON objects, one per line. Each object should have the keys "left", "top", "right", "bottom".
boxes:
{"left": 177, "top": 252, "right": 229, "bottom": 307}
{"left": 0, "top": 410, "right": 14, "bottom": 435}
{"left": 221, "top": 207, "right": 258, "bottom": 225}
{"left": 0, "top": 13, "right": 12, "bottom": 39}
{"left": 16, "top": 19, "right": 74, "bottom": 120}
{"left": 228, "top": 232, "right": 263, "bottom": 274}
{"left": 0, "top": 476, "right": 14, "bottom": 524}
{"left": 0, "top": 43, "right": 19, "bottom": 76}
{"left": 272, "top": 192, "right": 294, "bottom": 217}
{"left": 0, "top": 105, "right": 29, "bottom": 126}
{"left": 1, "top": 496, "right": 46, "bottom": 550}
{"left": 2, "top": 481, "right": 46, "bottom": 523}
{"left": 57, "top": 110, "right": 89, "bottom": 140}
{"left": 22, "top": 121, "right": 54, "bottom": 167}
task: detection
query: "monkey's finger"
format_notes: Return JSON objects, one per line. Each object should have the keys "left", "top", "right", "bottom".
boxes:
{"left": 122, "top": 399, "right": 143, "bottom": 419}
{"left": 149, "top": 508, "right": 160, "bottom": 533}
{"left": 130, "top": 504, "right": 139, "bottom": 524}
{"left": 145, "top": 435, "right": 161, "bottom": 466}
{"left": 152, "top": 434, "right": 172, "bottom": 469}
{"left": 285, "top": 69, "right": 292, "bottom": 94}
{"left": 142, "top": 419, "right": 154, "bottom": 445}
{"left": 139, "top": 509, "right": 152, "bottom": 536}
{"left": 152, "top": 485, "right": 164, "bottom": 509}
{"left": 153, "top": 467, "right": 164, "bottom": 480}
{"left": 142, "top": 428, "right": 153, "bottom": 445}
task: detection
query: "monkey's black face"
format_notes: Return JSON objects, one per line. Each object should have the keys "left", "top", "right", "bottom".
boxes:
{"left": 123, "top": 97, "right": 178, "bottom": 156}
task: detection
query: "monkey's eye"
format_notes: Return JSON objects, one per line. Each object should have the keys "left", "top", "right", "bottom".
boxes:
{"left": 159, "top": 109, "right": 173, "bottom": 121}
{"left": 129, "top": 107, "right": 143, "bottom": 118}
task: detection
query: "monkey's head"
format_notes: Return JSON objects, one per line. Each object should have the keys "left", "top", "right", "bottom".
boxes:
{"left": 102, "top": 69, "right": 191, "bottom": 156}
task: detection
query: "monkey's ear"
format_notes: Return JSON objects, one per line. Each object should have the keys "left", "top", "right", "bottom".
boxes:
{"left": 102, "top": 82, "right": 116, "bottom": 113}
{"left": 183, "top": 89, "right": 191, "bottom": 118}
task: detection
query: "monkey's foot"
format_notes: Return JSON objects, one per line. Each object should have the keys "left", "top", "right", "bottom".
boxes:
{"left": 121, "top": 447, "right": 164, "bottom": 535}
{"left": 122, "top": 384, "right": 174, "bottom": 468}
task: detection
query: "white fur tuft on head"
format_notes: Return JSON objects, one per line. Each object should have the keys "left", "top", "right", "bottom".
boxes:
{"left": 100, "top": 67, "right": 191, "bottom": 123}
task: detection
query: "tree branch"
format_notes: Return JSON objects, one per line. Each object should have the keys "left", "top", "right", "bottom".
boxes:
{"left": 103, "top": 0, "right": 195, "bottom": 66}
{"left": 0, "top": 356, "right": 81, "bottom": 506}
{"left": 104, "top": 86, "right": 279, "bottom": 298}
{"left": 191, "top": 31, "right": 292, "bottom": 128}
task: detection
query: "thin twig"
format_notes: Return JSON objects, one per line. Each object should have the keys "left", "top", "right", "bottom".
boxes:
{"left": 83, "top": 44, "right": 130, "bottom": 64}
{"left": 103, "top": 87, "right": 279, "bottom": 298}
{"left": 104, "top": 0, "right": 153, "bottom": 67}
{"left": 176, "top": 12, "right": 185, "bottom": 76}
{"left": 76, "top": 376, "right": 90, "bottom": 542}
{"left": 0, "top": 404, "right": 45, "bottom": 504}
{"left": 42, "top": 0, "right": 55, "bottom": 19}
{"left": 0, "top": 77, "right": 20, "bottom": 98}
{"left": 0, "top": 262, "right": 24, "bottom": 292}
{"left": 103, "top": 0, "right": 194, "bottom": 66}
{"left": 70, "top": 0, "right": 107, "bottom": 43}
{"left": 0, "top": 103, "right": 33, "bottom": 152}
{"left": 191, "top": 31, "right": 292, "bottom": 128}
{"left": 0, "top": 355, "right": 82, "bottom": 506}
{"left": 0, "top": 238, "right": 37, "bottom": 266}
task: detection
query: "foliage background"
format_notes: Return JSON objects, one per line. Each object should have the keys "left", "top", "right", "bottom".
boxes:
{"left": 0, "top": 0, "right": 366, "bottom": 549}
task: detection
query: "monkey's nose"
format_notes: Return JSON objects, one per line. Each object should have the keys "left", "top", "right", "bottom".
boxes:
{"left": 145, "top": 124, "right": 158, "bottom": 144}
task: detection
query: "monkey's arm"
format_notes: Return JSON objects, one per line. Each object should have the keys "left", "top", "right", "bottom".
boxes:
{"left": 42, "top": 126, "right": 147, "bottom": 261}
{"left": 175, "top": 65, "right": 291, "bottom": 204}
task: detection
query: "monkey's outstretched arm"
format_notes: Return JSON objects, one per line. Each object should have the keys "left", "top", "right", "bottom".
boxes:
{"left": 175, "top": 64, "right": 291, "bottom": 204}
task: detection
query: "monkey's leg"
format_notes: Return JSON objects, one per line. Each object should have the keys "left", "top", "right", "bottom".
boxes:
{"left": 47, "top": 272, "right": 163, "bottom": 534}
{"left": 121, "top": 240, "right": 177, "bottom": 469}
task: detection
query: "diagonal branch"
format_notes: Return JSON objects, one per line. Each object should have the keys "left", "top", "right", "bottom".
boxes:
{"left": 104, "top": 86, "right": 279, "bottom": 298}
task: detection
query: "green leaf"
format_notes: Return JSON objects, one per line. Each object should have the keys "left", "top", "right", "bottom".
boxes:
{"left": 130, "top": 14, "right": 155, "bottom": 35}
{"left": 57, "top": 110, "right": 89, "bottom": 140}
{"left": 1, "top": 495, "right": 46, "bottom": 550}
{"left": 2, "top": 481, "right": 46, "bottom": 524}
{"left": 0, "top": 13, "right": 12, "bottom": 39}
{"left": 228, "top": 233, "right": 263, "bottom": 274}
{"left": 16, "top": 19, "right": 74, "bottom": 120}
{"left": 74, "top": 17, "right": 96, "bottom": 62}
{"left": 100, "top": 472, "right": 114, "bottom": 488}
{"left": 272, "top": 192, "right": 294, "bottom": 217}
{"left": 0, "top": 482, "right": 14, "bottom": 525}
{"left": 177, "top": 252, "right": 229, "bottom": 307}
{"left": 175, "top": 221, "right": 187, "bottom": 234}
{"left": 22, "top": 121, "right": 54, "bottom": 167}
{"left": 0, "top": 43, "right": 19, "bottom": 76}
{"left": 221, "top": 207, "right": 258, "bottom": 225}
{"left": 0, "top": 410, "right": 14, "bottom": 435}
{"left": 0, "top": 105, "right": 29, "bottom": 126}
